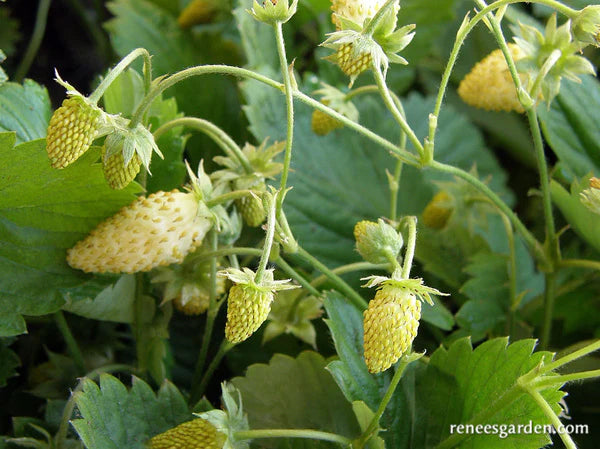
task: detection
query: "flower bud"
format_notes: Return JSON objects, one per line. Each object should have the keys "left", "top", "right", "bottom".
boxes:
{"left": 354, "top": 219, "right": 403, "bottom": 264}
{"left": 572, "top": 6, "right": 600, "bottom": 47}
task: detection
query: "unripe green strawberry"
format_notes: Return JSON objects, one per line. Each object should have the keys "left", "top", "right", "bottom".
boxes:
{"left": 67, "top": 190, "right": 212, "bottom": 274}
{"left": 337, "top": 43, "right": 372, "bottom": 79}
{"left": 458, "top": 44, "right": 526, "bottom": 113}
{"left": 46, "top": 96, "right": 102, "bottom": 168}
{"left": 102, "top": 145, "right": 142, "bottom": 190}
{"left": 225, "top": 284, "right": 273, "bottom": 343}
{"left": 363, "top": 286, "right": 421, "bottom": 373}
{"left": 236, "top": 190, "right": 266, "bottom": 227}
{"left": 422, "top": 191, "right": 453, "bottom": 229}
{"left": 147, "top": 418, "right": 225, "bottom": 449}
{"left": 311, "top": 105, "right": 343, "bottom": 136}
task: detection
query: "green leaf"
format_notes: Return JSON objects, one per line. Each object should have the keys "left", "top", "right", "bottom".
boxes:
{"left": 0, "top": 134, "right": 142, "bottom": 336}
{"left": 0, "top": 80, "right": 51, "bottom": 143}
{"left": 412, "top": 338, "right": 565, "bottom": 449}
{"left": 421, "top": 296, "right": 454, "bottom": 331}
{"left": 72, "top": 374, "right": 191, "bottom": 449}
{"left": 323, "top": 291, "right": 423, "bottom": 449}
{"left": 551, "top": 177, "right": 600, "bottom": 253}
{"left": 231, "top": 350, "right": 360, "bottom": 449}
{"left": 0, "top": 338, "right": 19, "bottom": 387}
{"left": 62, "top": 275, "right": 136, "bottom": 323}
{"left": 539, "top": 75, "right": 600, "bottom": 180}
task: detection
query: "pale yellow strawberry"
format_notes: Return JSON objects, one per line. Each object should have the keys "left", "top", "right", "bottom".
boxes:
{"left": 67, "top": 190, "right": 212, "bottom": 274}
{"left": 177, "top": 0, "right": 218, "bottom": 28}
{"left": 458, "top": 44, "right": 526, "bottom": 113}
{"left": 102, "top": 145, "right": 142, "bottom": 190}
{"left": 363, "top": 286, "right": 421, "bottom": 373}
{"left": 147, "top": 418, "right": 225, "bottom": 449}
{"left": 311, "top": 106, "right": 343, "bottom": 136}
{"left": 46, "top": 96, "right": 102, "bottom": 168}
{"left": 422, "top": 191, "right": 453, "bottom": 229}
{"left": 225, "top": 284, "right": 273, "bottom": 343}
{"left": 337, "top": 43, "right": 373, "bottom": 79}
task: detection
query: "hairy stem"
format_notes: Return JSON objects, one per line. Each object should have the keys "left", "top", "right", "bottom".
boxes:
{"left": 153, "top": 117, "right": 252, "bottom": 173}
{"left": 311, "top": 262, "right": 389, "bottom": 288}
{"left": 189, "top": 231, "right": 219, "bottom": 405}
{"left": 196, "top": 340, "right": 234, "bottom": 398}
{"left": 234, "top": 429, "right": 352, "bottom": 446}
{"left": 53, "top": 311, "right": 85, "bottom": 374}
{"left": 15, "top": 0, "right": 52, "bottom": 82}
{"left": 256, "top": 192, "right": 278, "bottom": 283}
{"left": 89, "top": 48, "right": 152, "bottom": 104}
{"left": 273, "top": 22, "right": 295, "bottom": 218}
{"left": 296, "top": 246, "right": 368, "bottom": 310}
{"left": 525, "top": 387, "right": 577, "bottom": 449}
{"left": 401, "top": 216, "right": 417, "bottom": 279}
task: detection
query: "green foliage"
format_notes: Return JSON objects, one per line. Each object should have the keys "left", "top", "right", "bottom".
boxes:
{"left": 413, "top": 338, "right": 565, "bottom": 449}
{"left": 72, "top": 374, "right": 191, "bottom": 449}
{"left": 0, "top": 134, "right": 141, "bottom": 336}
{"left": 539, "top": 75, "right": 600, "bottom": 180}
{"left": 231, "top": 351, "right": 360, "bottom": 449}
{"left": 551, "top": 177, "right": 600, "bottom": 252}
{"left": 0, "top": 338, "right": 19, "bottom": 387}
{"left": 0, "top": 80, "right": 51, "bottom": 143}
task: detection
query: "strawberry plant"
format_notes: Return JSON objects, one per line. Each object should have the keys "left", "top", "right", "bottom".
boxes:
{"left": 0, "top": 0, "right": 600, "bottom": 448}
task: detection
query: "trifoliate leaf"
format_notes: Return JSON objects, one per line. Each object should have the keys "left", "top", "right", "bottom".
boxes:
{"left": 72, "top": 374, "right": 191, "bottom": 449}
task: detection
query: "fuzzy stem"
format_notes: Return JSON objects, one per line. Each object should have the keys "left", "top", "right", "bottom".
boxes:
{"left": 53, "top": 311, "right": 85, "bottom": 374}
{"left": 189, "top": 231, "right": 219, "bottom": 405}
{"left": 532, "top": 369, "right": 600, "bottom": 388}
{"left": 373, "top": 66, "right": 424, "bottom": 158}
{"left": 273, "top": 22, "right": 295, "bottom": 218}
{"left": 540, "top": 272, "right": 556, "bottom": 350}
{"left": 389, "top": 160, "right": 404, "bottom": 222}
{"left": 525, "top": 387, "right": 577, "bottom": 449}
{"left": 296, "top": 246, "right": 368, "bottom": 310}
{"left": 428, "top": 160, "right": 546, "bottom": 265}
{"left": 88, "top": 48, "right": 152, "bottom": 104}
{"left": 131, "top": 65, "right": 283, "bottom": 126}
{"left": 311, "top": 262, "right": 389, "bottom": 288}
{"left": 196, "top": 340, "right": 234, "bottom": 398}
{"left": 540, "top": 340, "right": 600, "bottom": 374}
{"left": 14, "top": 0, "right": 52, "bottom": 83}
{"left": 294, "top": 90, "right": 419, "bottom": 166}
{"left": 153, "top": 117, "right": 252, "bottom": 174}
{"left": 275, "top": 257, "right": 322, "bottom": 297}
{"left": 234, "top": 429, "right": 352, "bottom": 446}
{"left": 401, "top": 216, "right": 417, "bottom": 279}
{"left": 356, "top": 354, "right": 418, "bottom": 448}
{"left": 255, "top": 192, "right": 278, "bottom": 284}
{"left": 559, "top": 258, "right": 600, "bottom": 271}
{"left": 500, "top": 213, "right": 518, "bottom": 336}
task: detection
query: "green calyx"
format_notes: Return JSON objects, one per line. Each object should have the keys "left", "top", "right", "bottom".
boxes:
{"left": 248, "top": 0, "right": 298, "bottom": 24}
{"left": 513, "top": 14, "right": 596, "bottom": 103}
{"left": 218, "top": 267, "right": 298, "bottom": 293}
{"left": 572, "top": 5, "right": 600, "bottom": 48}
{"left": 362, "top": 269, "right": 448, "bottom": 306}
